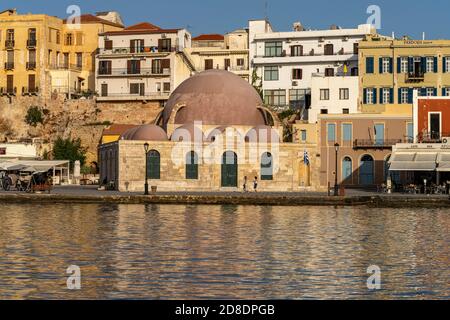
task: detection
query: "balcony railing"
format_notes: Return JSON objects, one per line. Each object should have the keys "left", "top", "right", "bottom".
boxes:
{"left": 255, "top": 50, "right": 356, "bottom": 58}
{"left": 353, "top": 139, "right": 403, "bottom": 149}
{"left": 98, "top": 46, "right": 180, "bottom": 55}
{"left": 97, "top": 68, "right": 171, "bottom": 76}
{"left": 49, "top": 63, "right": 82, "bottom": 71}
{"left": 0, "top": 87, "right": 17, "bottom": 95}
{"left": 406, "top": 71, "right": 425, "bottom": 82}
{"left": 4, "top": 62, "right": 14, "bottom": 70}
{"left": 27, "top": 39, "right": 37, "bottom": 47}
{"left": 5, "top": 40, "right": 14, "bottom": 49}
{"left": 22, "top": 86, "right": 39, "bottom": 95}
{"left": 96, "top": 92, "right": 170, "bottom": 100}
{"left": 26, "top": 62, "right": 36, "bottom": 70}
{"left": 417, "top": 132, "right": 450, "bottom": 143}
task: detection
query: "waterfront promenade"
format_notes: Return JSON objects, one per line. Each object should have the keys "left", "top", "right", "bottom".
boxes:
{"left": 0, "top": 185, "right": 449, "bottom": 207}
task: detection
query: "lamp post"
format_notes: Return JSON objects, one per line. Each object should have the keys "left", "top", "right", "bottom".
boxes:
{"left": 334, "top": 143, "right": 340, "bottom": 196}
{"left": 144, "top": 142, "right": 149, "bottom": 195}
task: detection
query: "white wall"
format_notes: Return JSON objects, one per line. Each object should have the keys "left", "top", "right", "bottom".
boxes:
{"left": 310, "top": 75, "right": 359, "bottom": 123}
{"left": 0, "top": 143, "right": 37, "bottom": 159}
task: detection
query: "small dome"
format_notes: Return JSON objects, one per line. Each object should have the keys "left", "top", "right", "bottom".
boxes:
{"left": 121, "top": 124, "right": 168, "bottom": 141}
{"left": 171, "top": 123, "right": 205, "bottom": 142}
{"left": 162, "top": 70, "right": 267, "bottom": 127}
{"left": 245, "top": 125, "right": 280, "bottom": 143}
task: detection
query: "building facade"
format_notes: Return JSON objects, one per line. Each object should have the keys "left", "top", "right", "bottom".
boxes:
{"left": 249, "top": 19, "right": 375, "bottom": 111}
{"left": 0, "top": 9, "right": 123, "bottom": 98}
{"left": 187, "top": 30, "right": 249, "bottom": 81}
{"left": 359, "top": 35, "right": 450, "bottom": 114}
{"left": 95, "top": 22, "right": 194, "bottom": 103}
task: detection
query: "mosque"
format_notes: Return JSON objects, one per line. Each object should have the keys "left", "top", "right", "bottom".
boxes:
{"left": 99, "top": 70, "right": 320, "bottom": 192}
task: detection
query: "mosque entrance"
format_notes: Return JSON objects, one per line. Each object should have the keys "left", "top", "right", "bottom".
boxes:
{"left": 221, "top": 151, "right": 238, "bottom": 187}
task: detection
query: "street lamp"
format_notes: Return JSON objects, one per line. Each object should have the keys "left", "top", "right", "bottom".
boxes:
{"left": 334, "top": 143, "right": 340, "bottom": 196}
{"left": 144, "top": 142, "right": 149, "bottom": 195}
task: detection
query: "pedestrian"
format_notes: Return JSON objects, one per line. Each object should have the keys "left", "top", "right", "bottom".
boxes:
{"left": 243, "top": 176, "right": 248, "bottom": 192}
{"left": 253, "top": 176, "right": 258, "bottom": 192}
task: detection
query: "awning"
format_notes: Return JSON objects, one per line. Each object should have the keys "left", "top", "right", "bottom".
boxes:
{"left": 437, "top": 153, "right": 450, "bottom": 172}
{"left": 389, "top": 152, "right": 437, "bottom": 171}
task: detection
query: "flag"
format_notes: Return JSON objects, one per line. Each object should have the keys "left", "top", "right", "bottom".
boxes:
{"left": 343, "top": 63, "right": 348, "bottom": 74}
{"left": 304, "top": 150, "right": 310, "bottom": 166}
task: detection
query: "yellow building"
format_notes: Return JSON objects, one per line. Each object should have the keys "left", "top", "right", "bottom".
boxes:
{"left": 0, "top": 9, "right": 123, "bottom": 98}
{"left": 186, "top": 29, "right": 249, "bottom": 81}
{"left": 359, "top": 34, "right": 450, "bottom": 114}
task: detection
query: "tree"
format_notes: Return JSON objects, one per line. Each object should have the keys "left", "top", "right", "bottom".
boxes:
{"left": 251, "top": 68, "right": 263, "bottom": 101}
{"left": 25, "top": 106, "right": 44, "bottom": 127}
{"left": 52, "top": 137, "right": 87, "bottom": 169}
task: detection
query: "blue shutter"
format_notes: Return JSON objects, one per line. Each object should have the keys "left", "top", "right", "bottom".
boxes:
{"left": 408, "top": 88, "right": 413, "bottom": 104}
{"left": 389, "top": 58, "right": 393, "bottom": 73}
{"left": 421, "top": 57, "right": 426, "bottom": 73}
{"left": 373, "top": 88, "right": 377, "bottom": 104}
{"left": 366, "top": 57, "right": 374, "bottom": 74}
{"left": 408, "top": 57, "right": 414, "bottom": 73}
{"left": 379, "top": 88, "right": 383, "bottom": 104}
{"left": 444, "top": 57, "right": 447, "bottom": 73}
{"left": 443, "top": 88, "right": 447, "bottom": 96}
{"left": 433, "top": 88, "right": 437, "bottom": 96}
{"left": 363, "top": 88, "right": 367, "bottom": 104}
{"left": 397, "top": 57, "right": 401, "bottom": 73}
{"left": 434, "top": 57, "right": 438, "bottom": 73}
{"left": 398, "top": 88, "right": 402, "bottom": 104}
{"left": 379, "top": 57, "right": 383, "bottom": 73}
{"left": 390, "top": 88, "right": 394, "bottom": 103}
{"left": 420, "top": 87, "right": 427, "bottom": 96}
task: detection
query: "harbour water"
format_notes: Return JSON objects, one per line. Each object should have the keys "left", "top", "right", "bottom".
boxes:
{"left": 0, "top": 204, "right": 448, "bottom": 299}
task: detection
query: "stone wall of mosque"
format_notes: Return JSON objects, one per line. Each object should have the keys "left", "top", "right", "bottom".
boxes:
{"left": 99, "top": 139, "right": 324, "bottom": 192}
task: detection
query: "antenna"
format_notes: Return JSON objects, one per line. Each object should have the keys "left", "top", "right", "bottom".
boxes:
{"left": 264, "top": 1, "right": 268, "bottom": 20}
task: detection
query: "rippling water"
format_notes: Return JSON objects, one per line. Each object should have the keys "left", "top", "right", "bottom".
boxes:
{"left": 0, "top": 204, "right": 448, "bottom": 299}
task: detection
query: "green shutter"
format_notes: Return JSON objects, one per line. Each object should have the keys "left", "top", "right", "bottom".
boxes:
{"left": 185, "top": 151, "right": 198, "bottom": 180}
{"left": 147, "top": 150, "right": 160, "bottom": 179}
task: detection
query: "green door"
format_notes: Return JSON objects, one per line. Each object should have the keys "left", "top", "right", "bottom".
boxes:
{"left": 221, "top": 151, "right": 238, "bottom": 187}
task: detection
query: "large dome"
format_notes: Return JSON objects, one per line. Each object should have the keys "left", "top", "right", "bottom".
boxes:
{"left": 162, "top": 70, "right": 266, "bottom": 127}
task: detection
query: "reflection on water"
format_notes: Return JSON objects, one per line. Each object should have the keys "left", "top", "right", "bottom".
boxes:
{"left": 0, "top": 204, "right": 448, "bottom": 299}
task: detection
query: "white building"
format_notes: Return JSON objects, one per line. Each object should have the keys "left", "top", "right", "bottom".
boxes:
{"left": 0, "top": 143, "right": 37, "bottom": 159}
{"left": 309, "top": 74, "right": 359, "bottom": 123}
{"left": 95, "top": 22, "right": 195, "bottom": 103}
{"left": 249, "top": 19, "right": 375, "bottom": 111}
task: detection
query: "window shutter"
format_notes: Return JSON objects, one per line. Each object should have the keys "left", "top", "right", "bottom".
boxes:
{"left": 408, "top": 57, "right": 414, "bottom": 73}
{"left": 379, "top": 88, "right": 383, "bottom": 104}
{"left": 408, "top": 88, "right": 413, "bottom": 104}
{"left": 363, "top": 88, "right": 367, "bottom": 104}
{"left": 398, "top": 88, "right": 402, "bottom": 104}
{"left": 390, "top": 88, "right": 394, "bottom": 103}
{"left": 379, "top": 57, "right": 383, "bottom": 73}
{"left": 433, "top": 88, "right": 437, "bottom": 96}
{"left": 397, "top": 57, "right": 401, "bottom": 73}
{"left": 443, "top": 88, "right": 447, "bottom": 96}
{"left": 434, "top": 57, "right": 438, "bottom": 73}
{"left": 373, "top": 88, "right": 377, "bottom": 104}
{"left": 421, "top": 57, "right": 426, "bottom": 73}
{"left": 444, "top": 57, "right": 447, "bottom": 73}
{"left": 127, "top": 60, "right": 131, "bottom": 74}
{"left": 389, "top": 58, "right": 393, "bottom": 73}
{"left": 420, "top": 88, "right": 426, "bottom": 96}
{"left": 161, "top": 59, "right": 170, "bottom": 69}
{"left": 366, "top": 57, "right": 374, "bottom": 74}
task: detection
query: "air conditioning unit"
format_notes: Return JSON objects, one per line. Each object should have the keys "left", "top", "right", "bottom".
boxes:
{"left": 292, "top": 81, "right": 298, "bottom": 86}
{"left": 442, "top": 137, "right": 450, "bottom": 144}
{"left": 319, "top": 37, "right": 325, "bottom": 42}
{"left": 343, "top": 36, "right": 349, "bottom": 42}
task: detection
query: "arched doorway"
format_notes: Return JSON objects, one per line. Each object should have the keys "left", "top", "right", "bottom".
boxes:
{"left": 359, "top": 154, "right": 374, "bottom": 185}
{"left": 221, "top": 151, "right": 238, "bottom": 187}
{"left": 342, "top": 157, "right": 352, "bottom": 184}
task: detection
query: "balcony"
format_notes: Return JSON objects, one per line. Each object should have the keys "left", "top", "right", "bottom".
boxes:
{"left": 49, "top": 63, "right": 82, "bottom": 72}
{"left": 27, "top": 39, "right": 37, "bottom": 48}
{"left": 406, "top": 71, "right": 425, "bottom": 83}
{"left": 4, "top": 62, "right": 14, "bottom": 70}
{"left": 26, "top": 62, "right": 36, "bottom": 70}
{"left": 22, "top": 86, "right": 39, "bottom": 96}
{"left": 0, "top": 87, "right": 17, "bottom": 96}
{"left": 97, "top": 68, "right": 171, "bottom": 77}
{"left": 98, "top": 46, "right": 180, "bottom": 55}
{"left": 417, "top": 132, "right": 450, "bottom": 144}
{"left": 96, "top": 91, "right": 170, "bottom": 102}
{"left": 353, "top": 139, "right": 403, "bottom": 149}
{"left": 5, "top": 40, "right": 14, "bottom": 49}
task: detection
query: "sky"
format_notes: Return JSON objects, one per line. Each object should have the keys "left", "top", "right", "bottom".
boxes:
{"left": 6, "top": 0, "right": 450, "bottom": 39}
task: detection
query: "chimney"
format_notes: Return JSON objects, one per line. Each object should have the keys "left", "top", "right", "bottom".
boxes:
{"left": 330, "top": 24, "right": 338, "bottom": 30}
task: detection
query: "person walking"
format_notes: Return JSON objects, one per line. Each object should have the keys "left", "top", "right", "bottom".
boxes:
{"left": 253, "top": 176, "right": 258, "bottom": 192}
{"left": 243, "top": 176, "right": 248, "bottom": 192}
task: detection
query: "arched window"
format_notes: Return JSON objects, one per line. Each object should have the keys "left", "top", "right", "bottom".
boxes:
{"left": 359, "top": 154, "right": 374, "bottom": 185}
{"left": 186, "top": 151, "right": 198, "bottom": 180}
{"left": 147, "top": 150, "right": 160, "bottom": 179}
{"left": 221, "top": 151, "right": 238, "bottom": 187}
{"left": 342, "top": 157, "right": 352, "bottom": 183}
{"left": 261, "top": 152, "right": 273, "bottom": 180}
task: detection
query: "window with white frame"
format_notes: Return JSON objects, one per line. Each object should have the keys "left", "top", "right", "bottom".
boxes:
{"left": 366, "top": 88, "right": 374, "bottom": 104}
{"left": 426, "top": 87, "right": 435, "bottom": 96}
{"left": 320, "top": 89, "right": 330, "bottom": 100}
{"left": 382, "top": 88, "right": 390, "bottom": 104}
{"left": 400, "top": 88, "right": 409, "bottom": 104}
{"left": 264, "top": 66, "right": 279, "bottom": 81}
{"left": 400, "top": 57, "right": 408, "bottom": 73}
{"left": 339, "top": 88, "right": 349, "bottom": 100}
{"left": 426, "top": 57, "right": 434, "bottom": 73}
{"left": 382, "top": 57, "right": 390, "bottom": 73}
{"left": 446, "top": 57, "right": 450, "bottom": 73}
{"left": 444, "top": 87, "right": 450, "bottom": 96}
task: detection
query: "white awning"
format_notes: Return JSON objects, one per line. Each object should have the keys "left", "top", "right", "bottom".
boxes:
{"left": 437, "top": 153, "right": 450, "bottom": 172}
{"left": 389, "top": 152, "right": 437, "bottom": 171}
